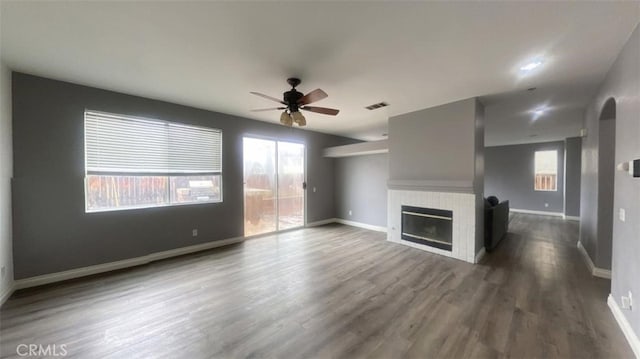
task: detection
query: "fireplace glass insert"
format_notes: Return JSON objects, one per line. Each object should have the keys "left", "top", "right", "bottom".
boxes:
{"left": 401, "top": 205, "right": 453, "bottom": 251}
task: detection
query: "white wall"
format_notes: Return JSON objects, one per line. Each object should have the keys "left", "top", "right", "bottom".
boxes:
{"left": 0, "top": 62, "right": 14, "bottom": 303}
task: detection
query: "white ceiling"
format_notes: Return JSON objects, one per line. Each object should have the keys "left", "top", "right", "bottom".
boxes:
{"left": 1, "top": 1, "right": 639, "bottom": 144}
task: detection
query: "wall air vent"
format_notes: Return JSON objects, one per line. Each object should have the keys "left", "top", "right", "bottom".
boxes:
{"left": 365, "top": 102, "right": 389, "bottom": 110}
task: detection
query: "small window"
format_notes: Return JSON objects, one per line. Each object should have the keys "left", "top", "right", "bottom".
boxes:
{"left": 84, "top": 110, "right": 222, "bottom": 212}
{"left": 534, "top": 150, "right": 557, "bottom": 191}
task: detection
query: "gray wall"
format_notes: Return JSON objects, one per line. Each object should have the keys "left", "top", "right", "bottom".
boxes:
{"left": 564, "top": 137, "right": 582, "bottom": 217}
{"left": 597, "top": 118, "right": 615, "bottom": 269}
{"left": 334, "top": 154, "right": 388, "bottom": 227}
{"left": 11, "top": 73, "right": 357, "bottom": 279}
{"left": 389, "top": 98, "right": 477, "bottom": 183}
{"left": 474, "top": 100, "right": 485, "bottom": 255}
{"left": 485, "top": 141, "right": 566, "bottom": 213}
{"left": 580, "top": 24, "right": 640, "bottom": 336}
{"left": 0, "top": 63, "right": 13, "bottom": 299}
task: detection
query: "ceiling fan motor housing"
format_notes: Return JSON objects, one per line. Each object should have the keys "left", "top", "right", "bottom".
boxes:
{"left": 284, "top": 89, "right": 303, "bottom": 112}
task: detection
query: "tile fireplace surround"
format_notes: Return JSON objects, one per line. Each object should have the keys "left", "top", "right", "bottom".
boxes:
{"left": 387, "top": 182, "right": 480, "bottom": 263}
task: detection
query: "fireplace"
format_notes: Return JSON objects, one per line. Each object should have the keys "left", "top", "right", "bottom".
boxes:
{"left": 401, "top": 205, "right": 453, "bottom": 251}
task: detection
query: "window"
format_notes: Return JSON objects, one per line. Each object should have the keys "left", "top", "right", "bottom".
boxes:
{"left": 534, "top": 150, "right": 557, "bottom": 191}
{"left": 84, "top": 110, "right": 222, "bottom": 212}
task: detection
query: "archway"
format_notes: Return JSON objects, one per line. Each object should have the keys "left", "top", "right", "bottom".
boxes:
{"left": 597, "top": 97, "right": 616, "bottom": 269}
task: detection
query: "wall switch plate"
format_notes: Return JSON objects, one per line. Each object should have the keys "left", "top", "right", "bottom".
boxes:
{"left": 622, "top": 295, "right": 632, "bottom": 310}
{"left": 192, "top": 229, "right": 198, "bottom": 237}
{"left": 313, "top": 187, "right": 317, "bottom": 193}
{"left": 629, "top": 291, "right": 633, "bottom": 311}
{"left": 619, "top": 208, "right": 626, "bottom": 222}
{"left": 348, "top": 210, "right": 352, "bottom": 216}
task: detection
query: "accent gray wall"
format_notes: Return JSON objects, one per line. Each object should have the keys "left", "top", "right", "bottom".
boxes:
{"left": 0, "top": 63, "right": 13, "bottom": 299}
{"left": 597, "top": 118, "right": 615, "bottom": 269}
{"left": 334, "top": 154, "right": 388, "bottom": 227}
{"left": 485, "top": 141, "right": 566, "bottom": 213}
{"left": 564, "top": 137, "right": 582, "bottom": 217}
{"left": 11, "top": 73, "right": 357, "bottom": 279}
{"left": 389, "top": 98, "right": 476, "bottom": 183}
{"left": 580, "top": 24, "right": 639, "bottom": 337}
{"left": 474, "top": 99, "right": 485, "bottom": 255}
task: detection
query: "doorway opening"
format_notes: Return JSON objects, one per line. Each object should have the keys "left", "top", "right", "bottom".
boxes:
{"left": 243, "top": 137, "right": 306, "bottom": 236}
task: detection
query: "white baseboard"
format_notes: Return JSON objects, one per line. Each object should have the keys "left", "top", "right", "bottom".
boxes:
{"left": 608, "top": 294, "right": 640, "bottom": 358}
{"left": 577, "top": 241, "right": 612, "bottom": 279}
{"left": 334, "top": 218, "right": 387, "bottom": 233}
{"left": 510, "top": 208, "right": 564, "bottom": 217}
{"left": 592, "top": 266, "right": 612, "bottom": 279}
{"left": 13, "top": 236, "right": 245, "bottom": 290}
{"left": 564, "top": 215, "right": 580, "bottom": 221}
{"left": 0, "top": 281, "right": 14, "bottom": 307}
{"left": 306, "top": 218, "right": 338, "bottom": 227}
{"left": 474, "top": 247, "right": 486, "bottom": 264}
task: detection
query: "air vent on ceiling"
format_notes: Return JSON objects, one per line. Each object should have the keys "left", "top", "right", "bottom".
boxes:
{"left": 365, "top": 102, "right": 389, "bottom": 110}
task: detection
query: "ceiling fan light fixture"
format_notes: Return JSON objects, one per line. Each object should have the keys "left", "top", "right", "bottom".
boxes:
{"left": 280, "top": 111, "right": 293, "bottom": 126}
{"left": 291, "top": 111, "right": 306, "bottom": 126}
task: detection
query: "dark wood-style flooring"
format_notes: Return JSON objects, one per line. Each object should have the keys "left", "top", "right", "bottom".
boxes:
{"left": 0, "top": 213, "right": 633, "bottom": 358}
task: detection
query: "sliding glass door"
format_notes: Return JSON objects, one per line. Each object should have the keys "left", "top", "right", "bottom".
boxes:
{"left": 243, "top": 137, "right": 305, "bottom": 236}
{"left": 277, "top": 141, "right": 305, "bottom": 231}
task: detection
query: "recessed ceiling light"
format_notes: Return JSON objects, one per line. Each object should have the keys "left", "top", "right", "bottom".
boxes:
{"left": 520, "top": 59, "right": 544, "bottom": 73}
{"left": 531, "top": 106, "right": 549, "bottom": 120}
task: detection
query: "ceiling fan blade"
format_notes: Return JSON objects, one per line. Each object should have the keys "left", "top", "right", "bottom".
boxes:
{"left": 250, "top": 91, "right": 286, "bottom": 105}
{"left": 298, "top": 89, "right": 328, "bottom": 105}
{"left": 301, "top": 106, "right": 340, "bottom": 116}
{"left": 250, "top": 107, "right": 286, "bottom": 112}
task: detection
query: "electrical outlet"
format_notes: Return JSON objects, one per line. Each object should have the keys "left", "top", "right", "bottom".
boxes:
{"left": 544, "top": 203, "right": 549, "bottom": 208}
{"left": 192, "top": 229, "right": 198, "bottom": 237}
{"left": 313, "top": 187, "right": 317, "bottom": 193}
{"left": 348, "top": 210, "right": 352, "bottom": 216}
{"left": 619, "top": 208, "right": 626, "bottom": 222}
{"left": 622, "top": 291, "right": 633, "bottom": 311}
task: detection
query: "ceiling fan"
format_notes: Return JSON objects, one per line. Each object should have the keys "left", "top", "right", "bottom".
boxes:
{"left": 250, "top": 78, "right": 340, "bottom": 127}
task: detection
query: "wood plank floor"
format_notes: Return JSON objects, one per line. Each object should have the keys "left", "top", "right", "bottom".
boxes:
{"left": 0, "top": 213, "right": 633, "bottom": 358}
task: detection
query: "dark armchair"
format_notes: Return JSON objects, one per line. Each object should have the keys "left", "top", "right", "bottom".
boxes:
{"left": 485, "top": 196, "right": 509, "bottom": 251}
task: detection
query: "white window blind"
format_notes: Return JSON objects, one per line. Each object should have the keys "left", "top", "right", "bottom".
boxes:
{"left": 85, "top": 110, "right": 222, "bottom": 174}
